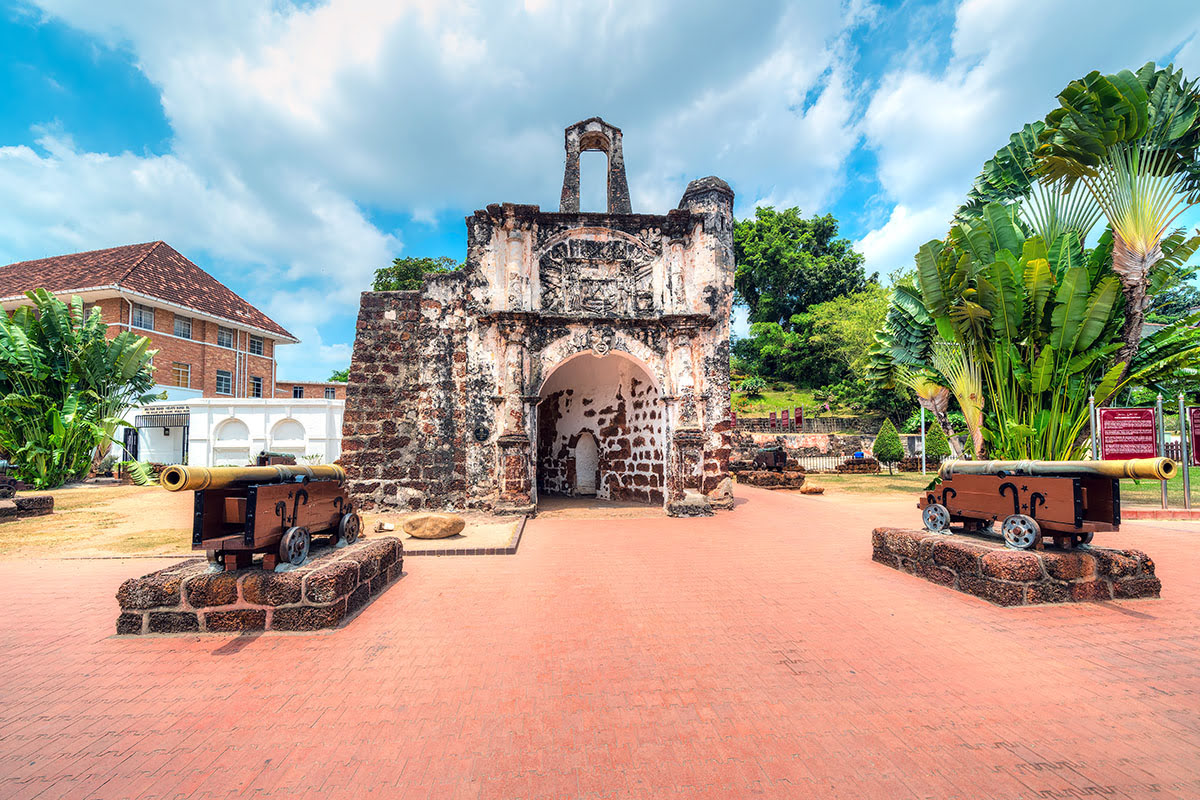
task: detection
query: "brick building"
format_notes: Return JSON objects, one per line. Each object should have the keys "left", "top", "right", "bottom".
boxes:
{"left": 0, "top": 242, "right": 309, "bottom": 462}
{"left": 0, "top": 241, "right": 298, "bottom": 399}
{"left": 343, "top": 117, "right": 735, "bottom": 517}
{"left": 274, "top": 381, "right": 347, "bottom": 400}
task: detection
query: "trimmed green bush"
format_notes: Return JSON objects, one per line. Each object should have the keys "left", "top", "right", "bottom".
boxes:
{"left": 872, "top": 419, "right": 905, "bottom": 475}
{"left": 925, "top": 421, "right": 951, "bottom": 463}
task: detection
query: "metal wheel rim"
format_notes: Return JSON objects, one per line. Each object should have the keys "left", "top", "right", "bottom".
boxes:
{"left": 339, "top": 512, "right": 360, "bottom": 545}
{"left": 1002, "top": 516, "right": 1039, "bottom": 549}
{"left": 284, "top": 527, "right": 310, "bottom": 565}
{"left": 1079, "top": 531, "right": 1094, "bottom": 546}
{"left": 923, "top": 504, "right": 950, "bottom": 532}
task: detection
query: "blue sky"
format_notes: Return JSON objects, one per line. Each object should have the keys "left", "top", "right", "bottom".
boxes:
{"left": 2, "top": 0, "right": 1199, "bottom": 380}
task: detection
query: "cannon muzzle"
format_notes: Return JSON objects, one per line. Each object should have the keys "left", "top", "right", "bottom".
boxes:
{"left": 160, "top": 463, "right": 346, "bottom": 492}
{"left": 939, "top": 458, "right": 1176, "bottom": 481}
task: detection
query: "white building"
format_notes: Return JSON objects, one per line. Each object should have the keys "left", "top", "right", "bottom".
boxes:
{"left": 120, "top": 398, "right": 344, "bottom": 467}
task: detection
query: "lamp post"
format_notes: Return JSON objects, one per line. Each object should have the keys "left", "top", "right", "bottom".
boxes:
{"left": 1182, "top": 392, "right": 1191, "bottom": 511}
{"left": 1157, "top": 394, "right": 1167, "bottom": 510}
{"left": 920, "top": 407, "right": 926, "bottom": 475}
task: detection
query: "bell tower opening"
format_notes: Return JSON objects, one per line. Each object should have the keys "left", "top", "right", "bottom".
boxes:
{"left": 558, "top": 117, "right": 632, "bottom": 214}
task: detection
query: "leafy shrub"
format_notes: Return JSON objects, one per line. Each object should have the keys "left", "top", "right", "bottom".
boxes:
{"left": 901, "top": 410, "right": 967, "bottom": 434}
{"left": 738, "top": 376, "right": 767, "bottom": 397}
{"left": 924, "top": 422, "right": 951, "bottom": 463}
{"left": 0, "top": 291, "right": 158, "bottom": 488}
{"left": 97, "top": 454, "right": 117, "bottom": 475}
{"left": 119, "top": 460, "right": 158, "bottom": 486}
{"left": 872, "top": 419, "right": 905, "bottom": 475}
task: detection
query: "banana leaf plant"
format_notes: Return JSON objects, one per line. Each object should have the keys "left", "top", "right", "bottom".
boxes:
{"left": 870, "top": 203, "right": 1200, "bottom": 460}
{"left": 1037, "top": 62, "right": 1200, "bottom": 371}
{"left": 0, "top": 290, "right": 158, "bottom": 488}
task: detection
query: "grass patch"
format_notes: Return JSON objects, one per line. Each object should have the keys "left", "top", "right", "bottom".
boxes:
{"left": 807, "top": 472, "right": 934, "bottom": 495}
{"left": 1122, "top": 473, "right": 1195, "bottom": 508}
{"left": 0, "top": 484, "right": 192, "bottom": 559}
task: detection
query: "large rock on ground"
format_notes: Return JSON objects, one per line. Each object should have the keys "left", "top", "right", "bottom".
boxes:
{"left": 402, "top": 513, "right": 466, "bottom": 539}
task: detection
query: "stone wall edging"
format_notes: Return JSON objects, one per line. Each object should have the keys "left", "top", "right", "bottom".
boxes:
{"left": 116, "top": 537, "right": 404, "bottom": 635}
{"left": 871, "top": 527, "right": 1161, "bottom": 606}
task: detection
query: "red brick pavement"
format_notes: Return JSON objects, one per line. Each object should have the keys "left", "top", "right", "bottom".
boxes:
{"left": 1, "top": 486, "right": 1199, "bottom": 799}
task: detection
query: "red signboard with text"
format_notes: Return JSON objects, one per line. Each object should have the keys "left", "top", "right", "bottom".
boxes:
{"left": 1191, "top": 407, "right": 1200, "bottom": 467}
{"left": 795, "top": 407, "right": 803, "bottom": 431}
{"left": 1098, "top": 407, "right": 1158, "bottom": 460}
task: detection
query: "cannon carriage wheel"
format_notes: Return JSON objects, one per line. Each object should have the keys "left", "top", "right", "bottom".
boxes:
{"left": 922, "top": 503, "right": 951, "bottom": 533}
{"left": 337, "top": 511, "right": 361, "bottom": 546}
{"left": 280, "top": 526, "right": 311, "bottom": 566}
{"left": 1001, "top": 514, "right": 1041, "bottom": 550}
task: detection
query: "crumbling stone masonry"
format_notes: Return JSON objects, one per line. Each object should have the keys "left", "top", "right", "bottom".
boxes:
{"left": 343, "top": 117, "right": 735, "bottom": 517}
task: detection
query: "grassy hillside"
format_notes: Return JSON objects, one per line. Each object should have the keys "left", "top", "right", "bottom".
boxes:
{"left": 731, "top": 385, "right": 857, "bottom": 418}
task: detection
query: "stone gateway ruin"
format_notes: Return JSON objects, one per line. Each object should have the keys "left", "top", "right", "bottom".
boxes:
{"left": 342, "top": 117, "right": 734, "bottom": 517}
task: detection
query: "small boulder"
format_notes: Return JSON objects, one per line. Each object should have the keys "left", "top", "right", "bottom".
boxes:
{"left": 799, "top": 484, "right": 824, "bottom": 495}
{"left": 402, "top": 513, "right": 466, "bottom": 539}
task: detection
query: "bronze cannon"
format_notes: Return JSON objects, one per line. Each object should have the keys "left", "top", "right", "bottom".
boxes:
{"left": 161, "top": 464, "right": 361, "bottom": 570}
{"left": 917, "top": 458, "right": 1178, "bottom": 550}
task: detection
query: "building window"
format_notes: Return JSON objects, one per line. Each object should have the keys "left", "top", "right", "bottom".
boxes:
{"left": 250, "top": 376, "right": 262, "bottom": 398}
{"left": 324, "top": 387, "right": 336, "bottom": 399}
{"left": 292, "top": 385, "right": 304, "bottom": 399}
{"left": 216, "top": 370, "right": 233, "bottom": 395}
{"left": 248, "top": 335, "right": 264, "bottom": 356}
{"left": 131, "top": 303, "right": 154, "bottom": 330}
{"left": 174, "top": 315, "right": 192, "bottom": 339}
{"left": 171, "top": 362, "right": 191, "bottom": 388}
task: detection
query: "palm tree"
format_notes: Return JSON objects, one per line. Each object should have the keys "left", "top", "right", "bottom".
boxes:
{"left": 1037, "top": 62, "right": 1200, "bottom": 372}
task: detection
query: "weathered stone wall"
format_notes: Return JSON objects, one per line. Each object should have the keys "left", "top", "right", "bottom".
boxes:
{"left": 872, "top": 527, "right": 1161, "bottom": 606}
{"left": 342, "top": 118, "right": 734, "bottom": 516}
{"left": 116, "top": 538, "right": 403, "bottom": 634}
{"left": 342, "top": 284, "right": 489, "bottom": 511}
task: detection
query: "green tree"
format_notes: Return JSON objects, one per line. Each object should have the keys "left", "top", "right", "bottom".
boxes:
{"left": 1147, "top": 280, "right": 1200, "bottom": 324}
{"left": 1037, "top": 62, "right": 1200, "bottom": 371}
{"left": 924, "top": 419, "right": 951, "bottom": 463}
{"left": 0, "top": 290, "right": 158, "bottom": 488}
{"left": 734, "top": 207, "right": 876, "bottom": 326}
{"left": 806, "top": 285, "right": 891, "bottom": 370}
{"left": 328, "top": 367, "right": 349, "bottom": 382}
{"left": 372, "top": 256, "right": 461, "bottom": 291}
{"left": 872, "top": 419, "right": 905, "bottom": 475}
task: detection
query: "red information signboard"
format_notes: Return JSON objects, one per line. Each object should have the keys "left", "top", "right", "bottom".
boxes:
{"left": 795, "top": 407, "right": 803, "bottom": 431}
{"left": 1098, "top": 407, "right": 1158, "bottom": 460}
{"left": 1190, "top": 407, "right": 1200, "bottom": 467}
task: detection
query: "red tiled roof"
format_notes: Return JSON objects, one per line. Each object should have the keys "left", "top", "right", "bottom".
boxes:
{"left": 0, "top": 242, "right": 296, "bottom": 340}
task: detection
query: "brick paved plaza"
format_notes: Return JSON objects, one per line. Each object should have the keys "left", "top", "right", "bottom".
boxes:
{"left": 2, "top": 486, "right": 1199, "bottom": 799}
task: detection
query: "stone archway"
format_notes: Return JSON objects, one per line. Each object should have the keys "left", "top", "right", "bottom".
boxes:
{"left": 535, "top": 351, "right": 664, "bottom": 504}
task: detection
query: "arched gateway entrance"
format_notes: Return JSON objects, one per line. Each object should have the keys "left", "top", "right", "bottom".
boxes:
{"left": 536, "top": 352, "right": 664, "bottom": 504}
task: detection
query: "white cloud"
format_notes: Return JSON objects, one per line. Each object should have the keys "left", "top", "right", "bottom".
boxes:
{"left": 4, "top": 0, "right": 866, "bottom": 378}
{"left": 0, "top": 130, "right": 397, "bottom": 314}
{"left": 856, "top": 0, "right": 1200, "bottom": 277}
{"left": 857, "top": 201, "right": 957, "bottom": 279}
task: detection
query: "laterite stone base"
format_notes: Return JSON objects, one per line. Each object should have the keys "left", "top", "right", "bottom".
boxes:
{"left": 0, "top": 494, "right": 54, "bottom": 522}
{"left": 872, "top": 527, "right": 1160, "bottom": 607}
{"left": 116, "top": 537, "right": 403, "bottom": 634}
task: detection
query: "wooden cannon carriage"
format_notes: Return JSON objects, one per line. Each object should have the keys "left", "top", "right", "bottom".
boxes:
{"left": 917, "top": 457, "right": 1177, "bottom": 550}
{"left": 160, "top": 464, "right": 362, "bottom": 570}
{"left": 753, "top": 446, "right": 788, "bottom": 472}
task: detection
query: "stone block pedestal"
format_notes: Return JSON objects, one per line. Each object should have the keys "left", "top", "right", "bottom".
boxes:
{"left": 872, "top": 527, "right": 1160, "bottom": 606}
{"left": 116, "top": 538, "right": 403, "bottom": 634}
